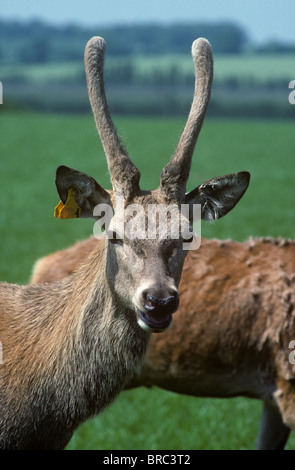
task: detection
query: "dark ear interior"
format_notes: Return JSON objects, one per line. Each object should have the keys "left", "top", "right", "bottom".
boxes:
{"left": 185, "top": 171, "right": 250, "bottom": 221}
{"left": 55, "top": 165, "right": 112, "bottom": 219}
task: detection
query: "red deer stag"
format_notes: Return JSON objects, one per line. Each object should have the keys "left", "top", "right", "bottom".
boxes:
{"left": 29, "top": 56, "right": 295, "bottom": 452}
{"left": 0, "top": 37, "right": 249, "bottom": 450}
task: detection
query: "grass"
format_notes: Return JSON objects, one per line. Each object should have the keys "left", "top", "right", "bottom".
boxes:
{"left": 2, "top": 53, "right": 294, "bottom": 83}
{"left": 0, "top": 111, "right": 295, "bottom": 450}
{"left": 66, "top": 389, "right": 262, "bottom": 450}
{"left": 3, "top": 53, "right": 293, "bottom": 117}
{"left": 124, "top": 52, "right": 295, "bottom": 83}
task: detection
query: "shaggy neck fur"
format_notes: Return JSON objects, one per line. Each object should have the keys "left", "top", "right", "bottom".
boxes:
{"left": 0, "top": 239, "right": 150, "bottom": 450}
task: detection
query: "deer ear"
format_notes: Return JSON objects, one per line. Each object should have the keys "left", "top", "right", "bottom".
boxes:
{"left": 54, "top": 165, "right": 112, "bottom": 219}
{"left": 185, "top": 171, "right": 250, "bottom": 221}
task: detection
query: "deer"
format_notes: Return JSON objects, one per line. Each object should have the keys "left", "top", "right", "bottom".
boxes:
{"left": 0, "top": 37, "right": 250, "bottom": 450}
{"left": 31, "top": 236, "right": 295, "bottom": 450}
{"left": 28, "top": 57, "right": 295, "bottom": 453}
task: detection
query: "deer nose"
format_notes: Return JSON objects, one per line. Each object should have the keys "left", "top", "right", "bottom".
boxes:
{"left": 142, "top": 289, "right": 179, "bottom": 316}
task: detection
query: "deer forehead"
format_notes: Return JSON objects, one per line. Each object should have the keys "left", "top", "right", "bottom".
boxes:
{"left": 109, "top": 190, "right": 189, "bottom": 241}
{"left": 111, "top": 188, "right": 171, "bottom": 208}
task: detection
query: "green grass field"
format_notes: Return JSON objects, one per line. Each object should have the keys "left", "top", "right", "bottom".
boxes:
{"left": 2, "top": 52, "right": 294, "bottom": 83}
{"left": 3, "top": 53, "right": 293, "bottom": 118}
{"left": 0, "top": 111, "right": 295, "bottom": 450}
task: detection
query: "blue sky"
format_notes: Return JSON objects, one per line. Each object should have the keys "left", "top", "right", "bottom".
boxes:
{"left": 1, "top": 0, "right": 295, "bottom": 44}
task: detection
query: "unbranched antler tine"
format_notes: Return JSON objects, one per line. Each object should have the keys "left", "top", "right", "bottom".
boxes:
{"left": 84, "top": 37, "right": 140, "bottom": 198}
{"left": 160, "top": 38, "right": 213, "bottom": 201}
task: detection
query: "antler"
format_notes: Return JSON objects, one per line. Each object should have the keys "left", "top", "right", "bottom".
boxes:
{"left": 160, "top": 38, "right": 213, "bottom": 202}
{"left": 84, "top": 37, "right": 141, "bottom": 199}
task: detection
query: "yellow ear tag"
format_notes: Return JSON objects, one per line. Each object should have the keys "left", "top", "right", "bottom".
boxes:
{"left": 54, "top": 188, "right": 81, "bottom": 219}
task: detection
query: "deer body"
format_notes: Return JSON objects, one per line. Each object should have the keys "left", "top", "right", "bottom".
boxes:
{"left": 0, "top": 36, "right": 249, "bottom": 449}
{"left": 133, "top": 237, "right": 295, "bottom": 399}
{"left": 0, "top": 242, "right": 149, "bottom": 449}
{"left": 133, "top": 240, "right": 295, "bottom": 450}
{"left": 31, "top": 236, "right": 295, "bottom": 449}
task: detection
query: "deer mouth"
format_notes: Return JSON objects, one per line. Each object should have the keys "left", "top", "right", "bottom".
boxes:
{"left": 136, "top": 309, "right": 172, "bottom": 333}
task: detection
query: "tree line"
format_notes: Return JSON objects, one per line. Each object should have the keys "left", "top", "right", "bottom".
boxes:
{"left": 1, "top": 19, "right": 293, "bottom": 118}
{"left": 0, "top": 19, "right": 274, "bottom": 65}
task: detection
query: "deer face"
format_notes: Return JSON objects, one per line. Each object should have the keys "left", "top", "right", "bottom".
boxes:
{"left": 55, "top": 167, "right": 249, "bottom": 333}
{"left": 105, "top": 191, "right": 186, "bottom": 333}
{"left": 54, "top": 36, "right": 250, "bottom": 333}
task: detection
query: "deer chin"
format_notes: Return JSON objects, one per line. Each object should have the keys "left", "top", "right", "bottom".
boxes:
{"left": 136, "top": 309, "right": 172, "bottom": 333}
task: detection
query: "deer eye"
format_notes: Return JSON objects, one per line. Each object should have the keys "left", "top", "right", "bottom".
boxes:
{"left": 107, "top": 230, "right": 123, "bottom": 246}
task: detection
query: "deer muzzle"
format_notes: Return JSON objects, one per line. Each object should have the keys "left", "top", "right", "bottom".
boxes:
{"left": 136, "top": 290, "right": 179, "bottom": 333}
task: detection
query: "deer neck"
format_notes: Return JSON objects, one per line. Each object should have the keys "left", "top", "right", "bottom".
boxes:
{"left": 1, "top": 239, "right": 150, "bottom": 449}
{"left": 70, "top": 238, "right": 151, "bottom": 374}
{"left": 45, "top": 237, "right": 150, "bottom": 394}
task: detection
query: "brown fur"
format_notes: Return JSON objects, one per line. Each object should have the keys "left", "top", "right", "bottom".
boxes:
{"left": 0, "top": 241, "right": 150, "bottom": 449}
{"left": 31, "top": 236, "right": 295, "bottom": 449}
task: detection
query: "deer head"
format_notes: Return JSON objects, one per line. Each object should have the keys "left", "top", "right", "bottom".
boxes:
{"left": 54, "top": 37, "right": 250, "bottom": 333}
